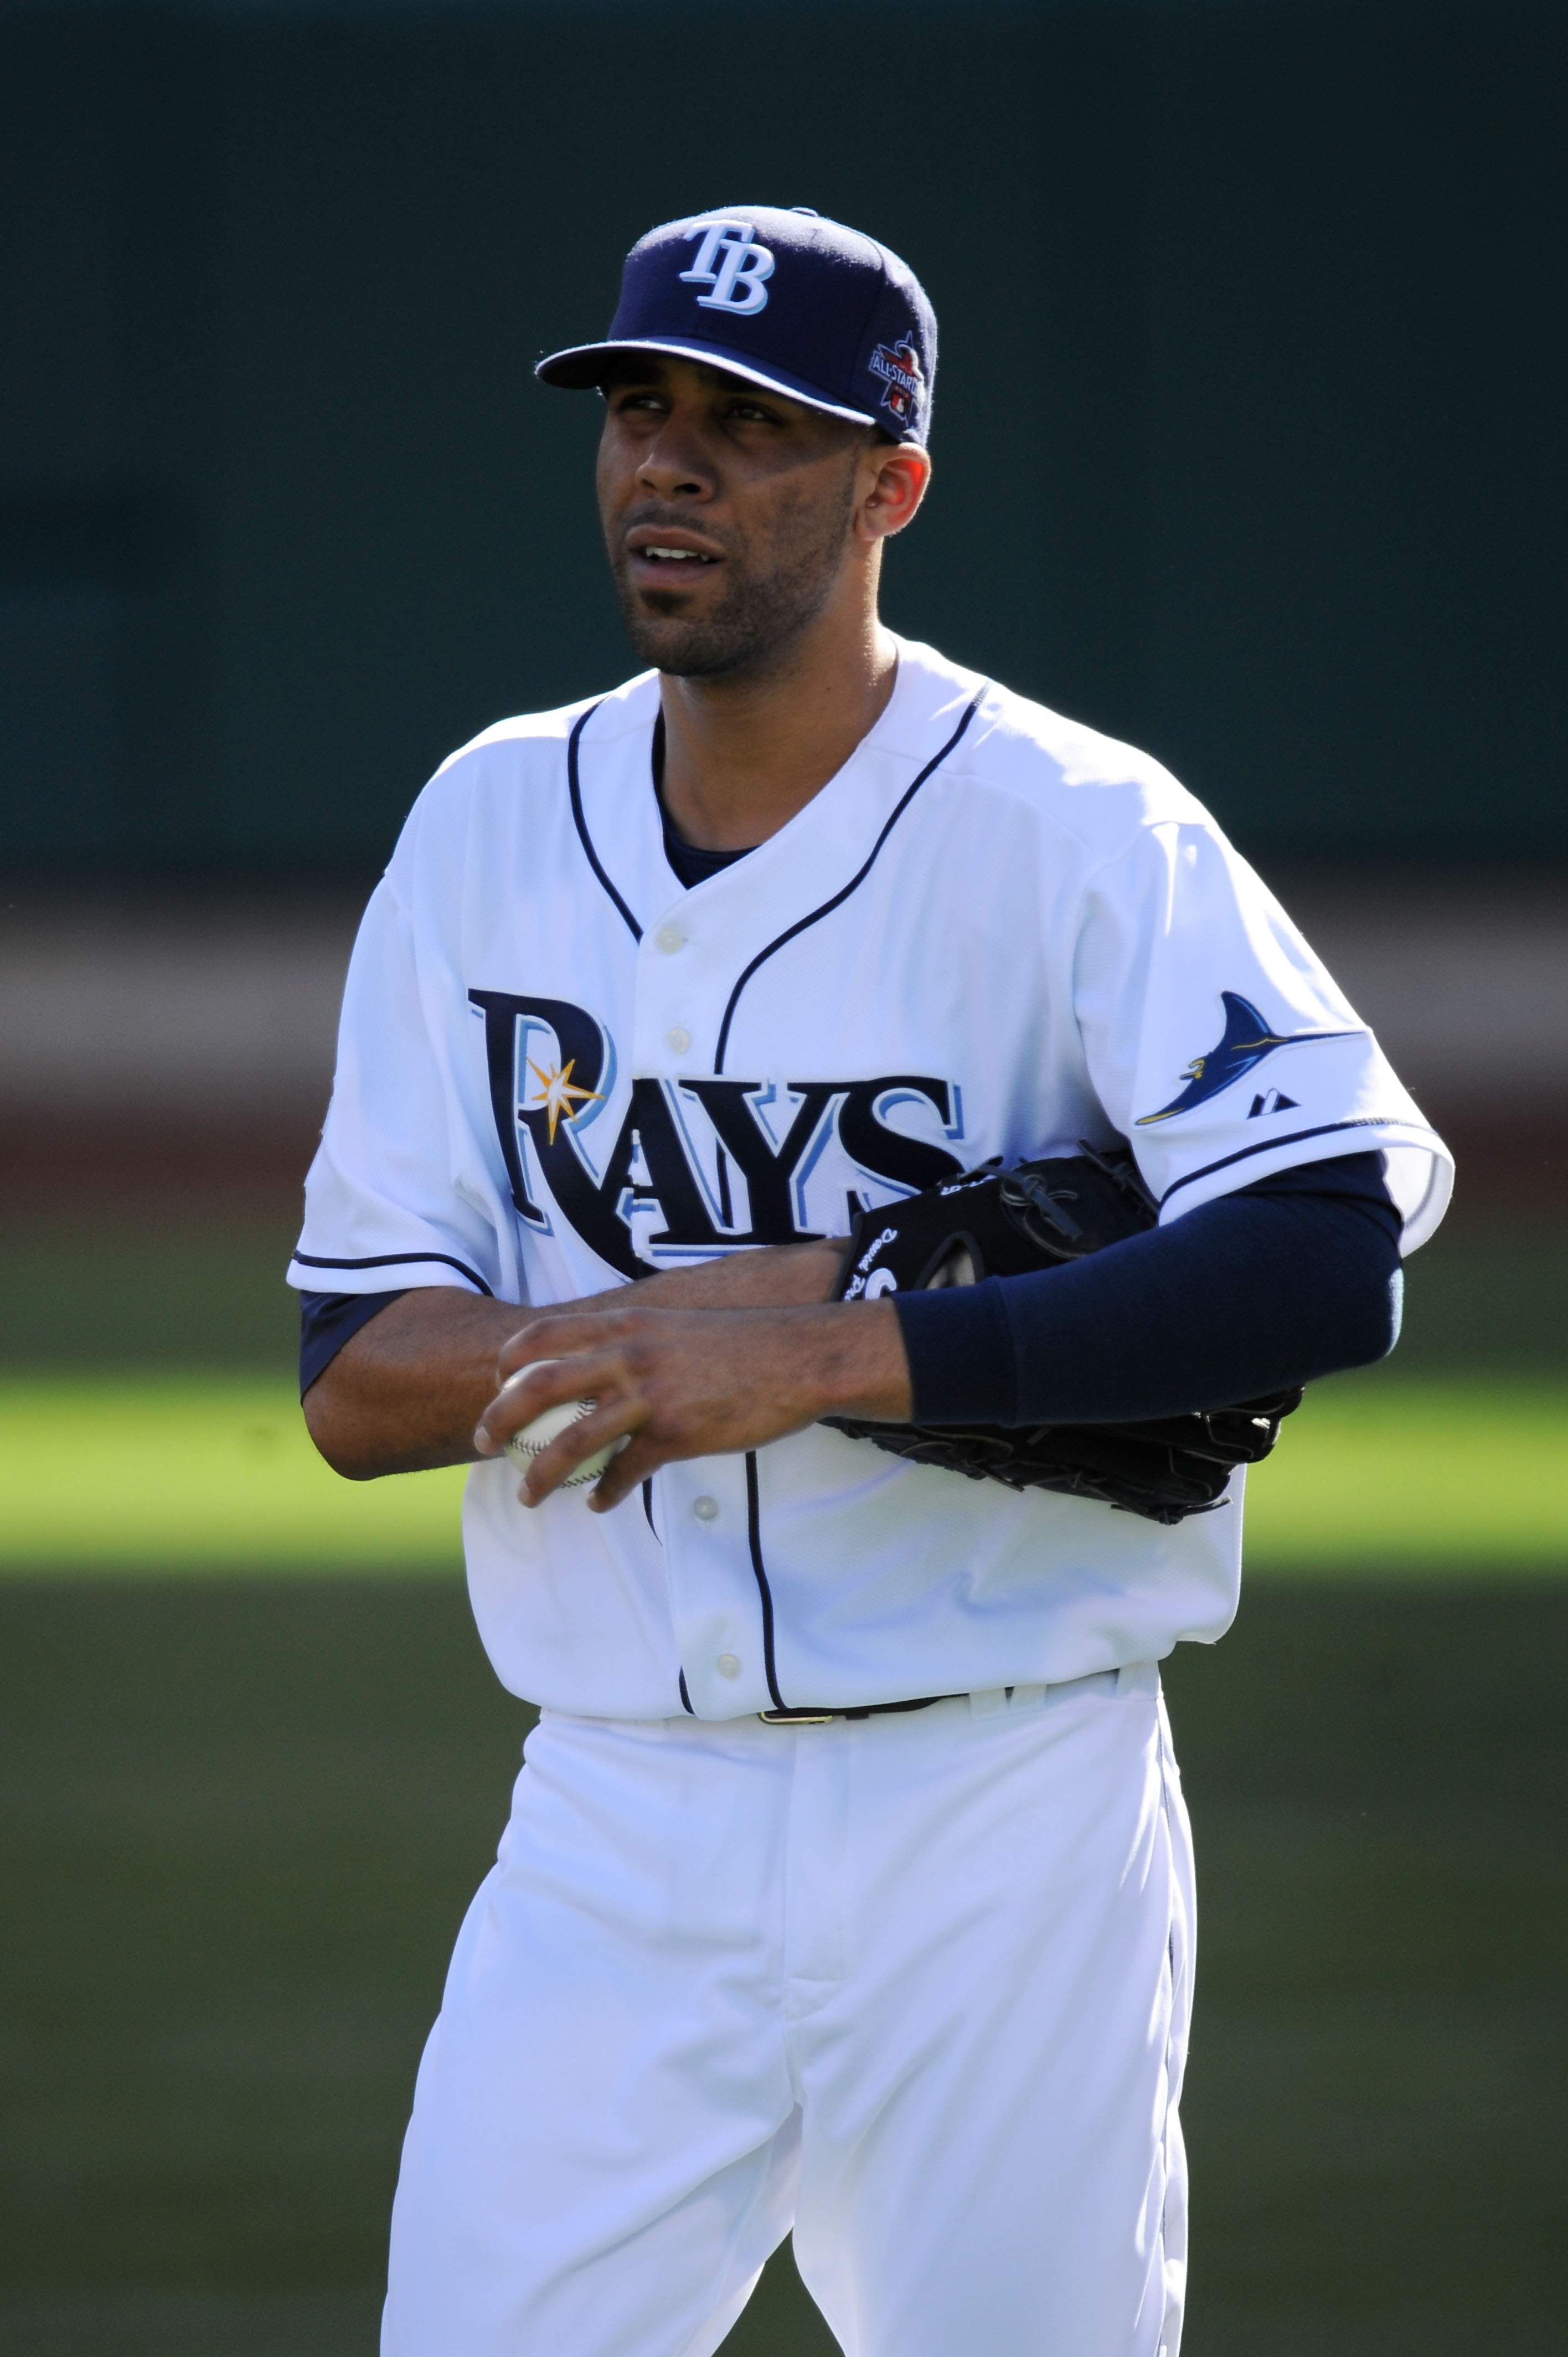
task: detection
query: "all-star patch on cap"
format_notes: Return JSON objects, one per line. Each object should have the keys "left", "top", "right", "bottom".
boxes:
{"left": 537, "top": 205, "right": 936, "bottom": 445}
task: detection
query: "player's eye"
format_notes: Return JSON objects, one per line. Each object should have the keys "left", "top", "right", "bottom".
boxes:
{"left": 723, "top": 398, "right": 782, "bottom": 425}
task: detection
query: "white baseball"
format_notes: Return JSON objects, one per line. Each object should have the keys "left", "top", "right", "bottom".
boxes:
{"left": 502, "top": 1360, "right": 629, "bottom": 1489}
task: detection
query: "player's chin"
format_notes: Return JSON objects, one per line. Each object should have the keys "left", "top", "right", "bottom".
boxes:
{"left": 632, "top": 583, "right": 713, "bottom": 616}
{"left": 618, "top": 563, "right": 721, "bottom": 621}
{"left": 616, "top": 599, "right": 751, "bottom": 679}
{"left": 622, "top": 604, "right": 719, "bottom": 655}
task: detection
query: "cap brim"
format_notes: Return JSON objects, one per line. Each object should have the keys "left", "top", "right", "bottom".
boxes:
{"left": 535, "top": 337, "right": 880, "bottom": 430}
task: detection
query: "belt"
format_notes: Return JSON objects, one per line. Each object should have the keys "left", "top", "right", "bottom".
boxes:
{"left": 759, "top": 1694, "right": 959, "bottom": 1726}
{"left": 757, "top": 1680, "right": 1081, "bottom": 1727}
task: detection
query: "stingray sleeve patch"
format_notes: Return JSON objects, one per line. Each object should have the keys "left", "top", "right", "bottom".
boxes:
{"left": 1136, "top": 991, "right": 1362, "bottom": 1126}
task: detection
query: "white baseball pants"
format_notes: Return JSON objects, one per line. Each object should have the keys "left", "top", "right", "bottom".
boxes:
{"left": 382, "top": 1664, "right": 1194, "bottom": 2357}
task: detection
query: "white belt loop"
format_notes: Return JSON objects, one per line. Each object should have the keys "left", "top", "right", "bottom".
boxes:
{"left": 969, "top": 1679, "right": 1101, "bottom": 1721}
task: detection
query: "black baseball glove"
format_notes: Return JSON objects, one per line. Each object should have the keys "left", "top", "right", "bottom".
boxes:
{"left": 825, "top": 1144, "right": 1302, "bottom": 1526}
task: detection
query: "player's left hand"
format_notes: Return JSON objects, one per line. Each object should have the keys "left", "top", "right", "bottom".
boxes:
{"left": 472, "top": 1300, "right": 913, "bottom": 1512}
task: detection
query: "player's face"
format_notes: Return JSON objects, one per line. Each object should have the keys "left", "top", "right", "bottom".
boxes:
{"left": 596, "top": 358, "right": 876, "bottom": 678}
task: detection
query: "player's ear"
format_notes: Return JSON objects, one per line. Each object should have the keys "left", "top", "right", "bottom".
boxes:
{"left": 857, "top": 438, "right": 931, "bottom": 543}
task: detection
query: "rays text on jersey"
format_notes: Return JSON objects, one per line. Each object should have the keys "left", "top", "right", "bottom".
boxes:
{"left": 470, "top": 990, "right": 964, "bottom": 1275}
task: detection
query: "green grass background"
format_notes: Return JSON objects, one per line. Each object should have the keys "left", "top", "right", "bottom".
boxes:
{"left": 2, "top": 1215, "right": 1565, "bottom": 1578}
{"left": 2, "top": 1371, "right": 1566, "bottom": 1575}
{"left": 0, "top": 1213, "right": 1564, "bottom": 2354}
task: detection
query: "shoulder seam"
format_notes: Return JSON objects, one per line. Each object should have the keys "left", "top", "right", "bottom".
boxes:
{"left": 916, "top": 744, "right": 1215, "bottom": 876}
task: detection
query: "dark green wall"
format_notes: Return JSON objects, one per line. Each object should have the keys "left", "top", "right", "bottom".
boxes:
{"left": 2, "top": 0, "right": 1564, "bottom": 873}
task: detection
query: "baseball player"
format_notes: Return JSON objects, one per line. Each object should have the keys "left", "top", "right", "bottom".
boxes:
{"left": 293, "top": 207, "right": 1451, "bottom": 2356}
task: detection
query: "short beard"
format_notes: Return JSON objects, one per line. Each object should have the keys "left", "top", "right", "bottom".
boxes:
{"left": 610, "top": 477, "right": 857, "bottom": 680}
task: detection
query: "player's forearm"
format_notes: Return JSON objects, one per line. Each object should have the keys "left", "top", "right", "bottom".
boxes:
{"left": 302, "top": 1288, "right": 531, "bottom": 1478}
{"left": 303, "top": 1242, "right": 844, "bottom": 1480}
{"left": 641, "top": 1238, "right": 844, "bottom": 1311}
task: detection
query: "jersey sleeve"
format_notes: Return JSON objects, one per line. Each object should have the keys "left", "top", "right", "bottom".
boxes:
{"left": 286, "top": 876, "right": 508, "bottom": 1300}
{"left": 1071, "top": 819, "right": 1453, "bottom": 1249}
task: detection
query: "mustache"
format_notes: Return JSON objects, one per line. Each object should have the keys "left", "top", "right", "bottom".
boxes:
{"left": 616, "top": 503, "right": 732, "bottom": 551}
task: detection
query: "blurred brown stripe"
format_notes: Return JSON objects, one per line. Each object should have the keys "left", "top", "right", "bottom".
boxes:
{"left": 0, "top": 1109, "right": 323, "bottom": 1211}
{"left": 1422, "top": 1102, "right": 1567, "bottom": 1223}
{"left": 0, "top": 1099, "right": 1560, "bottom": 1223}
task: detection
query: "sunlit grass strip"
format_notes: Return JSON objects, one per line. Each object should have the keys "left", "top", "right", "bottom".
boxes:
{"left": 0, "top": 1375, "right": 1563, "bottom": 1577}
{"left": 0, "top": 1379, "right": 467, "bottom": 1573}
{"left": 1240, "top": 1376, "right": 1567, "bottom": 1569}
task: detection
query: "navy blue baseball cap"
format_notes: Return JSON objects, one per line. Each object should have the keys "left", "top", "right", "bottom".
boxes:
{"left": 537, "top": 205, "right": 937, "bottom": 445}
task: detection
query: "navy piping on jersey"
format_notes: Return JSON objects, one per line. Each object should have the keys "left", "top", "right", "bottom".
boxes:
{"left": 567, "top": 702, "right": 643, "bottom": 943}
{"left": 712, "top": 691, "right": 986, "bottom": 1074}
{"left": 291, "top": 1248, "right": 494, "bottom": 1296}
{"left": 1158, "top": 1118, "right": 1443, "bottom": 1207}
{"left": 745, "top": 1452, "right": 787, "bottom": 1711}
{"left": 642, "top": 1473, "right": 692, "bottom": 1716}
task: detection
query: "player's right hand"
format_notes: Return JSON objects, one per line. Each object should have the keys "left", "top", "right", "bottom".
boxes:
{"left": 472, "top": 1294, "right": 913, "bottom": 1515}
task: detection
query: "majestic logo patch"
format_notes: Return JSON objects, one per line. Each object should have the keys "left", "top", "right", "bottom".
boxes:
{"left": 678, "top": 222, "right": 775, "bottom": 316}
{"left": 470, "top": 989, "right": 965, "bottom": 1276}
{"left": 867, "top": 338, "right": 924, "bottom": 428}
{"left": 1136, "top": 992, "right": 1359, "bottom": 1126}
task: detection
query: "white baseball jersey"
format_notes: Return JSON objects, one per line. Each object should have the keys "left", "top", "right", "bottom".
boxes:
{"left": 291, "top": 638, "right": 1451, "bottom": 1721}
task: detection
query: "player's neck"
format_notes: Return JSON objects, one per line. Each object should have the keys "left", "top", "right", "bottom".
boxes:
{"left": 656, "top": 606, "right": 899, "bottom": 854}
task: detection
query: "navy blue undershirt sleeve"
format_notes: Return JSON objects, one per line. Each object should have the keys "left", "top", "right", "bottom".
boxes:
{"left": 299, "top": 1289, "right": 408, "bottom": 1401}
{"left": 893, "top": 1151, "right": 1404, "bottom": 1428}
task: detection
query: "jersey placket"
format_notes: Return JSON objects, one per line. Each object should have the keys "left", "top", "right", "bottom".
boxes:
{"left": 633, "top": 872, "right": 767, "bottom": 1716}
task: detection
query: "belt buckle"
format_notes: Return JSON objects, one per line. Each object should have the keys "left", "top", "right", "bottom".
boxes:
{"left": 757, "top": 1707, "right": 837, "bottom": 1726}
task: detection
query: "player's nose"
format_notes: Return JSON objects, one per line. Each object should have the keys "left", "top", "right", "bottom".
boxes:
{"left": 633, "top": 418, "right": 716, "bottom": 503}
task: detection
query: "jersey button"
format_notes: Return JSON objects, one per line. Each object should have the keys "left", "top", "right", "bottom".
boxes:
{"left": 692, "top": 1495, "right": 719, "bottom": 1522}
{"left": 655, "top": 924, "right": 684, "bottom": 955}
{"left": 666, "top": 1025, "right": 691, "bottom": 1055}
{"left": 716, "top": 1653, "right": 741, "bottom": 1679}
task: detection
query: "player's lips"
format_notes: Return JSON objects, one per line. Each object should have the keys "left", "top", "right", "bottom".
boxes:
{"left": 624, "top": 527, "right": 724, "bottom": 576}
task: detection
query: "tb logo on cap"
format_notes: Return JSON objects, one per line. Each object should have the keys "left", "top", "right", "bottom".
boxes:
{"left": 678, "top": 222, "right": 775, "bottom": 316}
